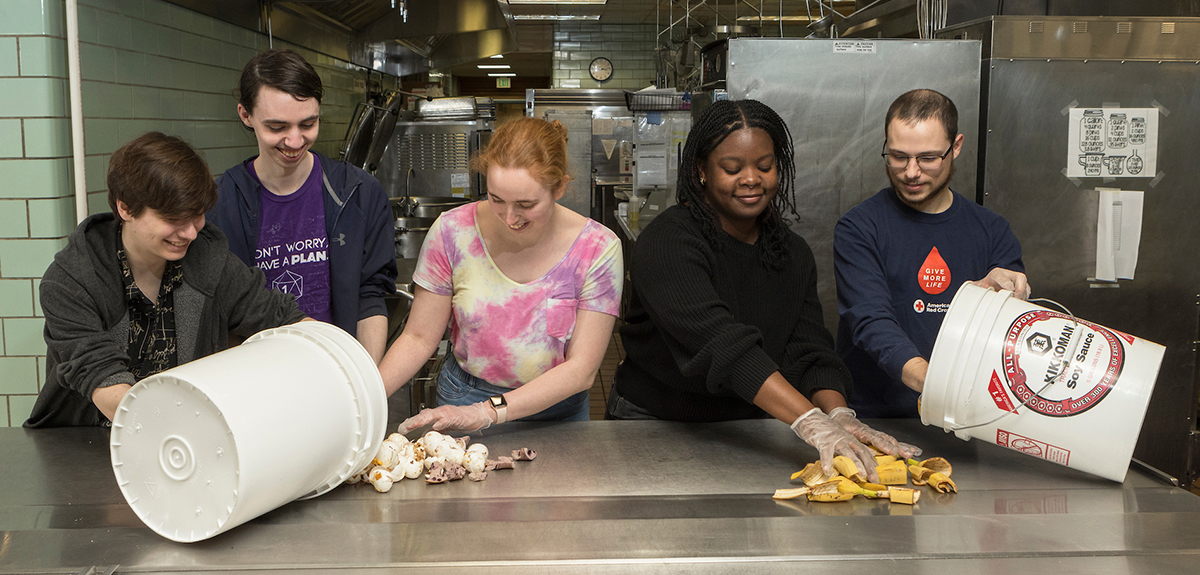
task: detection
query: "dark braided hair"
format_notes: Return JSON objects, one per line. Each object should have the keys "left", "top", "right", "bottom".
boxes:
{"left": 676, "top": 99, "right": 799, "bottom": 269}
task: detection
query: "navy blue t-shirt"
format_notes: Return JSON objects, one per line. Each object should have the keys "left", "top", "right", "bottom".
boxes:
{"left": 833, "top": 188, "right": 1023, "bottom": 417}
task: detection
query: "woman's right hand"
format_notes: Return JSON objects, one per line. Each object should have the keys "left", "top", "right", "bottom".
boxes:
{"left": 397, "top": 402, "right": 495, "bottom": 434}
{"left": 789, "top": 407, "right": 880, "bottom": 483}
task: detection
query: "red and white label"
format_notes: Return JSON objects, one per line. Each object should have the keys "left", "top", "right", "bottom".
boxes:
{"left": 997, "top": 429, "right": 1070, "bottom": 466}
{"left": 988, "top": 370, "right": 1017, "bottom": 412}
{"left": 918, "top": 247, "right": 951, "bottom": 295}
{"left": 1001, "top": 310, "right": 1125, "bottom": 417}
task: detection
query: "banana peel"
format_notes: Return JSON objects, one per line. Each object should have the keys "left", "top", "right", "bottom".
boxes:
{"left": 909, "top": 464, "right": 934, "bottom": 486}
{"left": 906, "top": 456, "right": 952, "bottom": 476}
{"left": 779, "top": 455, "right": 956, "bottom": 504}
{"left": 928, "top": 472, "right": 957, "bottom": 493}
{"left": 793, "top": 462, "right": 839, "bottom": 487}
{"left": 909, "top": 465, "right": 957, "bottom": 493}
{"left": 837, "top": 477, "right": 885, "bottom": 499}
{"left": 875, "top": 459, "right": 908, "bottom": 485}
{"left": 888, "top": 486, "right": 920, "bottom": 505}
{"left": 808, "top": 481, "right": 856, "bottom": 502}
{"left": 856, "top": 481, "right": 888, "bottom": 492}
{"left": 832, "top": 455, "right": 860, "bottom": 479}
{"left": 772, "top": 486, "right": 812, "bottom": 500}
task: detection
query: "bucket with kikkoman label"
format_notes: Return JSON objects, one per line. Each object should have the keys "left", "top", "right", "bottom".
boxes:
{"left": 109, "top": 321, "right": 387, "bottom": 542}
{"left": 921, "top": 282, "right": 1165, "bottom": 482}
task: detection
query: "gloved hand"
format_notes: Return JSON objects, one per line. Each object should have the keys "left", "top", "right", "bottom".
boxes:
{"left": 828, "top": 406, "right": 922, "bottom": 459}
{"left": 397, "top": 402, "right": 494, "bottom": 434}
{"left": 790, "top": 407, "right": 880, "bottom": 483}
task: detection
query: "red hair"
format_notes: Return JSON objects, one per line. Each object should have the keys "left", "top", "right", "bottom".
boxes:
{"left": 470, "top": 117, "right": 570, "bottom": 192}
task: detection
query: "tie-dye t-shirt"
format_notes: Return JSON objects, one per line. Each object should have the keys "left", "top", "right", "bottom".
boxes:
{"left": 413, "top": 203, "right": 623, "bottom": 388}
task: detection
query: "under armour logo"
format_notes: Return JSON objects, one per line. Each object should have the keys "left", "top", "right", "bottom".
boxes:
{"left": 334, "top": 233, "right": 346, "bottom": 246}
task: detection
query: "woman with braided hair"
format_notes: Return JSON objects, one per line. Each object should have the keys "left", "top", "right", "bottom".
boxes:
{"left": 608, "top": 100, "right": 919, "bottom": 478}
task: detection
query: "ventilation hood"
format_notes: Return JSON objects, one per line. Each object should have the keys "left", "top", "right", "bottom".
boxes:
{"left": 166, "top": 0, "right": 518, "bottom": 77}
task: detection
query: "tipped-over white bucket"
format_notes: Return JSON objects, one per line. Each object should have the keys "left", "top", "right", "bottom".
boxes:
{"left": 109, "top": 321, "right": 386, "bottom": 542}
{"left": 922, "top": 283, "right": 1165, "bottom": 482}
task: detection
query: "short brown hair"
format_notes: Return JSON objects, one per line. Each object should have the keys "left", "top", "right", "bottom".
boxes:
{"left": 236, "top": 49, "right": 324, "bottom": 113}
{"left": 469, "top": 117, "right": 569, "bottom": 192}
{"left": 885, "top": 89, "right": 958, "bottom": 144}
{"left": 107, "top": 132, "right": 217, "bottom": 219}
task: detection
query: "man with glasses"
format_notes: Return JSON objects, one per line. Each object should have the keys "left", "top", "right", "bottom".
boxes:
{"left": 833, "top": 89, "right": 1029, "bottom": 418}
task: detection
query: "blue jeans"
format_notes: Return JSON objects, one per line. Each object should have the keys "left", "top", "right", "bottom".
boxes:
{"left": 604, "top": 382, "right": 660, "bottom": 420}
{"left": 437, "top": 355, "right": 590, "bottom": 422}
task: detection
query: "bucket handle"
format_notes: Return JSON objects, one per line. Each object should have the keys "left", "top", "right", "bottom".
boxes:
{"left": 946, "top": 296, "right": 1083, "bottom": 433}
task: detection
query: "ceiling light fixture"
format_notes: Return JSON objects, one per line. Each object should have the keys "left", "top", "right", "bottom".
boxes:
{"left": 513, "top": 14, "right": 601, "bottom": 20}
{"left": 509, "top": 0, "right": 606, "bottom": 5}
{"left": 736, "top": 15, "right": 816, "bottom": 22}
{"left": 488, "top": 73, "right": 517, "bottom": 77}
{"left": 490, "top": 54, "right": 504, "bottom": 58}
{"left": 477, "top": 65, "right": 512, "bottom": 69}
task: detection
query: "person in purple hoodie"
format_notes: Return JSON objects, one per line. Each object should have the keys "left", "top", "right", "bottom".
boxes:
{"left": 207, "top": 50, "right": 396, "bottom": 363}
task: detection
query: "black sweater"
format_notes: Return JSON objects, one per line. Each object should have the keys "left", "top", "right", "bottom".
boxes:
{"left": 614, "top": 205, "right": 852, "bottom": 421}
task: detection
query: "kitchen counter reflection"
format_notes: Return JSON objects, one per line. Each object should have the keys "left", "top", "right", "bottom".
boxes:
{"left": 3, "top": 419, "right": 1199, "bottom": 573}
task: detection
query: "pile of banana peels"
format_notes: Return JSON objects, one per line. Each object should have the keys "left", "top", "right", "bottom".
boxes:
{"left": 772, "top": 454, "right": 956, "bottom": 505}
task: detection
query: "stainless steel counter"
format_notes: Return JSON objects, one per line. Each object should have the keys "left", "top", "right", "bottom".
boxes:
{"left": 3, "top": 419, "right": 1200, "bottom": 573}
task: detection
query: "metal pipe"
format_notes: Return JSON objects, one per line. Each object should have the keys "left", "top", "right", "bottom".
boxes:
{"left": 66, "top": 0, "right": 87, "bottom": 223}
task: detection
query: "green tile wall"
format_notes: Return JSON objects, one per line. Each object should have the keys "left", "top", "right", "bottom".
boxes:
{"left": 0, "top": 0, "right": 399, "bottom": 425}
{"left": 0, "top": 357, "right": 38, "bottom": 394}
{"left": 0, "top": 38, "right": 17, "bottom": 76}
{"left": 0, "top": 280, "right": 34, "bottom": 317}
{"left": 552, "top": 23, "right": 658, "bottom": 89}
{"left": 0, "top": 119, "right": 22, "bottom": 158}
{"left": 8, "top": 396, "right": 37, "bottom": 427}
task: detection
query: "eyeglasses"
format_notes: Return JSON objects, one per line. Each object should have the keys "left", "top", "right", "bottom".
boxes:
{"left": 881, "top": 143, "right": 954, "bottom": 170}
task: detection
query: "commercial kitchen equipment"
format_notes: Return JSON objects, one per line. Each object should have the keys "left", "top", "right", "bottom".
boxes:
{"left": 371, "top": 97, "right": 495, "bottom": 201}
{"left": 937, "top": 15, "right": 1200, "bottom": 485}
{"left": 526, "top": 89, "right": 634, "bottom": 226}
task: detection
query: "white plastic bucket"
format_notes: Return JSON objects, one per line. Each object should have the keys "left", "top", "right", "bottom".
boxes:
{"left": 109, "top": 321, "right": 386, "bottom": 542}
{"left": 922, "top": 283, "right": 1165, "bottom": 482}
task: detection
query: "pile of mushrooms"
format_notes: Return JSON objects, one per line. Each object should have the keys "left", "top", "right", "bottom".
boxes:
{"left": 346, "top": 430, "right": 537, "bottom": 493}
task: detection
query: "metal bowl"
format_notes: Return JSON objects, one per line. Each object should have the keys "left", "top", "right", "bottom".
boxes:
{"left": 391, "top": 196, "right": 472, "bottom": 219}
{"left": 394, "top": 216, "right": 436, "bottom": 260}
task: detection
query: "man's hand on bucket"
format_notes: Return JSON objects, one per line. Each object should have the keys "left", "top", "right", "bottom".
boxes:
{"left": 828, "top": 407, "right": 922, "bottom": 460}
{"left": 973, "top": 267, "right": 1031, "bottom": 300}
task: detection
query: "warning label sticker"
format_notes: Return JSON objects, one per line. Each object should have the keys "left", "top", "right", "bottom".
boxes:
{"left": 997, "top": 429, "right": 1070, "bottom": 466}
{"left": 988, "top": 370, "right": 1017, "bottom": 413}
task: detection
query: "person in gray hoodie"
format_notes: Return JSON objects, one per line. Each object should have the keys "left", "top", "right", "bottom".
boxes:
{"left": 25, "top": 132, "right": 307, "bottom": 428}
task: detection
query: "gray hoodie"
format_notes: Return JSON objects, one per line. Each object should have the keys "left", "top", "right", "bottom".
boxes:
{"left": 25, "top": 213, "right": 306, "bottom": 428}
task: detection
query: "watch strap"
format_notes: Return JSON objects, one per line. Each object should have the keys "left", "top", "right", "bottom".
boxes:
{"left": 490, "top": 395, "right": 508, "bottom": 424}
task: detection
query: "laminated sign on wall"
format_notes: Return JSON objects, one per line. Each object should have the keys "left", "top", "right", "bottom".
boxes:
{"left": 1066, "top": 108, "right": 1158, "bottom": 178}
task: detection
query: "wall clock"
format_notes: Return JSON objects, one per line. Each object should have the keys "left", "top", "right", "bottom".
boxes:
{"left": 589, "top": 57, "right": 613, "bottom": 82}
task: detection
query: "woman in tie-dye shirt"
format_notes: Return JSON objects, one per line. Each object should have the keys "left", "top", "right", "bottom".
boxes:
{"left": 380, "top": 117, "right": 622, "bottom": 431}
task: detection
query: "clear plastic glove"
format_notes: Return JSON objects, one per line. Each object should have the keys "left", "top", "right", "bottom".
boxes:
{"left": 397, "top": 402, "right": 494, "bottom": 434}
{"left": 790, "top": 407, "right": 880, "bottom": 483}
{"left": 828, "top": 406, "right": 922, "bottom": 459}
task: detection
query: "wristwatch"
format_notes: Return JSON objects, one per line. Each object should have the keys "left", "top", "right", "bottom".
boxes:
{"left": 488, "top": 394, "right": 508, "bottom": 424}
